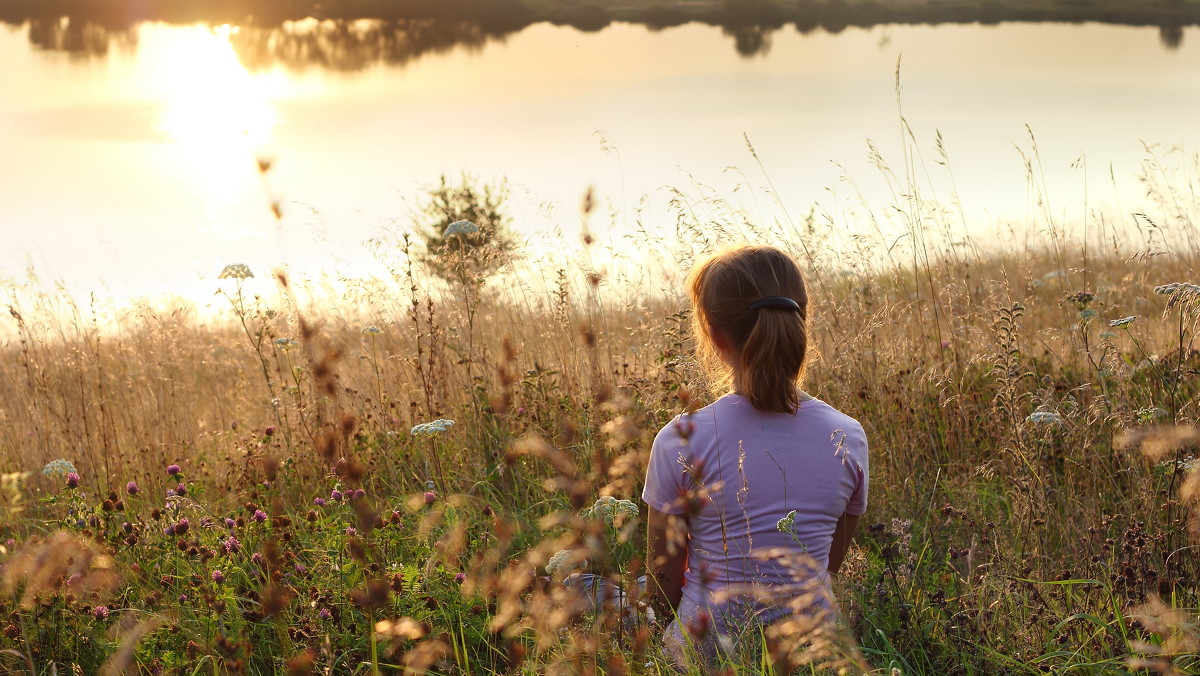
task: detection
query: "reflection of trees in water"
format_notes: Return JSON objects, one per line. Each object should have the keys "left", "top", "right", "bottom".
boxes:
{"left": 1, "top": 0, "right": 1196, "bottom": 62}
{"left": 1160, "top": 23, "right": 1184, "bottom": 49}
{"left": 723, "top": 24, "right": 773, "bottom": 57}
{"left": 230, "top": 18, "right": 511, "bottom": 72}
{"left": 23, "top": 16, "right": 136, "bottom": 59}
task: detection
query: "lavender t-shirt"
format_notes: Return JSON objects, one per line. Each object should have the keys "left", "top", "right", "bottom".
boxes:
{"left": 642, "top": 393, "right": 868, "bottom": 634}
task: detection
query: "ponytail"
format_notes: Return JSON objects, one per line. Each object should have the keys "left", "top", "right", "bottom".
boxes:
{"left": 687, "top": 246, "right": 809, "bottom": 414}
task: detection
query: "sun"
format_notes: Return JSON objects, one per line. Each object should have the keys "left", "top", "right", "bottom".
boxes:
{"left": 144, "top": 24, "right": 287, "bottom": 202}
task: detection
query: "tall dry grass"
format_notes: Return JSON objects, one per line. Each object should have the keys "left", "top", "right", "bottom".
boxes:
{"left": 0, "top": 136, "right": 1197, "bottom": 673}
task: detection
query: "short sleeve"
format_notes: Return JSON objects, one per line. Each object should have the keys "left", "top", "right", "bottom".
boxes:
{"left": 642, "top": 416, "right": 690, "bottom": 514}
{"left": 844, "top": 423, "right": 870, "bottom": 516}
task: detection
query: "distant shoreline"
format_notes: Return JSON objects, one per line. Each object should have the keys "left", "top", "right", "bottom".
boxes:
{"left": 2, "top": 0, "right": 1200, "bottom": 32}
{"left": 2, "top": 0, "right": 1196, "bottom": 61}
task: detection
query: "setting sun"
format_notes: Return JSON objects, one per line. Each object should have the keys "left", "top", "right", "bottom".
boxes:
{"left": 147, "top": 24, "right": 285, "bottom": 201}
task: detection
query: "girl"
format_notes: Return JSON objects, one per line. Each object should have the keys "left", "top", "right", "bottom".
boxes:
{"left": 642, "top": 245, "right": 869, "bottom": 665}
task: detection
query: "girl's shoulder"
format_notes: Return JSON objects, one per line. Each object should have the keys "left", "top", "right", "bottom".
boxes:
{"left": 798, "top": 397, "right": 864, "bottom": 430}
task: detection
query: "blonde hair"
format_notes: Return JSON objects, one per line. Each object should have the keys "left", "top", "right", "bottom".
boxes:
{"left": 687, "top": 245, "right": 809, "bottom": 413}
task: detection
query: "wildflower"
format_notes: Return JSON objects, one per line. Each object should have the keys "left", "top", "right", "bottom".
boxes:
{"left": 1110, "top": 316, "right": 1136, "bottom": 328}
{"left": 174, "top": 518, "right": 190, "bottom": 535}
{"left": 251, "top": 552, "right": 264, "bottom": 566}
{"left": 42, "top": 459, "right": 77, "bottom": 478}
{"left": 295, "top": 563, "right": 307, "bottom": 575}
{"left": 313, "top": 497, "right": 327, "bottom": 507}
{"left": 1064, "top": 291, "right": 1095, "bottom": 310}
{"left": 352, "top": 489, "right": 365, "bottom": 500}
{"left": 211, "top": 570, "right": 225, "bottom": 584}
{"left": 1099, "top": 331, "right": 1117, "bottom": 340}
{"left": 166, "top": 465, "right": 181, "bottom": 476}
{"left": 362, "top": 325, "right": 382, "bottom": 335}
{"left": 583, "top": 495, "right": 639, "bottom": 526}
{"left": 410, "top": 419, "right": 455, "bottom": 436}
{"left": 65, "top": 472, "right": 80, "bottom": 489}
{"left": 252, "top": 510, "right": 267, "bottom": 523}
{"left": 318, "top": 608, "right": 333, "bottom": 621}
{"left": 443, "top": 220, "right": 479, "bottom": 238}
{"left": 545, "top": 549, "right": 588, "bottom": 576}
{"left": 265, "top": 425, "right": 276, "bottom": 436}
{"left": 1078, "top": 309, "right": 1099, "bottom": 322}
{"left": 454, "top": 572, "right": 466, "bottom": 584}
{"left": 274, "top": 338, "right": 297, "bottom": 350}
{"left": 423, "top": 491, "right": 437, "bottom": 505}
{"left": 776, "top": 509, "right": 798, "bottom": 534}
{"left": 92, "top": 606, "right": 110, "bottom": 620}
{"left": 346, "top": 526, "right": 357, "bottom": 536}
{"left": 330, "top": 490, "right": 344, "bottom": 502}
{"left": 218, "top": 263, "right": 253, "bottom": 280}
{"left": 224, "top": 518, "right": 235, "bottom": 529}
{"left": 1027, "top": 411, "right": 1062, "bottom": 424}
{"left": 223, "top": 536, "right": 241, "bottom": 554}
{"left": 126, "top": 481, "right": 139, "bottom": 496}
{"left": 175, "top": 483, "right": 187, "bottom": 496}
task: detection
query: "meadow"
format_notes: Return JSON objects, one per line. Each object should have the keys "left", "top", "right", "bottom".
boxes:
{"left": 0, "top": 147, "right": 1198, "bottom": 675}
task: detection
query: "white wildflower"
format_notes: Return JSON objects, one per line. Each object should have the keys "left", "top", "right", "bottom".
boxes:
{"left": 443, "top": 220, "right": 479, "bottom": 238}
{"left": 1078, "top": 309, "right": 1099, "bottom": 322}
{"left": 545, "top": 549, "right": 588, "bottom": 577}
{"left": 1026, "top": 411, "right": 1062, "bottom": 424}
{"left": 274, "top": 337, "right": 298, "bottom": 350}
{"left": 42, "top": 459, "right": 77, "bottom": 478}
{"left": 410, "top": 419, "right": 454, "bottom": 436}
{"left": 362, "top": 326, "right": 382, "bottom": 335}
{"left": 583, "top": 495, "right": 639, "bottom": 526}
{"left": 1109, "top": 316, "right": 1136, "bottom": 328}
{"left": 1099, "top": 331, "right": 1117, "bottom": 341}
{"left": 1136, "top": 407, "right": 1170, "bottom": 423}
{"left": 776, "top": 509, "right": 798, "bottom": 534}
{"left": 218, "top": 263, "right": 253, "bottom": 280}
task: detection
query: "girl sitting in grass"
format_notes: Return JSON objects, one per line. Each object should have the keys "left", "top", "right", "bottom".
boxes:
{"left": 642, "top": 245, "right": 869, "bottom": 666}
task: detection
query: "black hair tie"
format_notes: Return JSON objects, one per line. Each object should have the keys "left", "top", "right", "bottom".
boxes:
{"left": 749, "top": 296, "right": 801, "bottom": 312}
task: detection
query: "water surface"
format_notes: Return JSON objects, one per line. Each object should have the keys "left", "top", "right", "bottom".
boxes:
{"left": 2, "top": 18, "right": 1199, "bottom": 305}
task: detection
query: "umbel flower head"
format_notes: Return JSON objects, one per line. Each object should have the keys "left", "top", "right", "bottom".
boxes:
{"left": 42, "top": 459, "right": 77, "bottom": 478}
{"left": 777, "top": 509, "right": 799, "bottom": 535}
{"left": 583, "top": 495, "right": 639, "bottom": 527}
{"left": 443, "top": 220, "right": 479, "bottom": 238}
{"left": 1153, "top": 282, "right": 1200, "bottom": 296}
{"left": 410, "top": 419, "right": 454, "bottom": 436}
{"left": 1027, "top": 410, "right": 1063, "bottom": 424}
{"left": 218, "top": 263, "right": 253, "bottom": 280}
{"left": 1109, "top": 316, "right": 1136, "bottom": 328}
{"left": 545, "top": 549, "right": 588, "bottom": 577}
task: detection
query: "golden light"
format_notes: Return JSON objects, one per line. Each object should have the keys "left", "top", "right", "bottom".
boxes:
{"left": 145, "top": 23, "right": 288, "bottom": 203}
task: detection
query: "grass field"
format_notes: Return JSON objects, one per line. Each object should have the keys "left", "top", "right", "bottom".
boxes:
{"left": 0, "top": 146, "right": 1199, "bottom": 674}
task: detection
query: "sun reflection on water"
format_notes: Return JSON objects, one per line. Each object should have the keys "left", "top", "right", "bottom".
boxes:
{"left": 150, "top": 23, "right": 287, "bottom": 205}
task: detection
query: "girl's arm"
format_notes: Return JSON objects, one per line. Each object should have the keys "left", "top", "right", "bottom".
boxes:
{"left": 827, "top": 512, "right": 860, "bottom": 576}
{"left": 646, "top": 506, "right": 687, "bottom": 618}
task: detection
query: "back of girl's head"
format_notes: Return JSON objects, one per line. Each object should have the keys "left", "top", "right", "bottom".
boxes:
{"left": 687, "top": 245, "right": 809, "bottom": 413}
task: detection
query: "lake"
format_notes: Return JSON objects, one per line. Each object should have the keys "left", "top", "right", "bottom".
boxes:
{"left": 2, "top": 12, "right": 1199, "bottom": 307}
